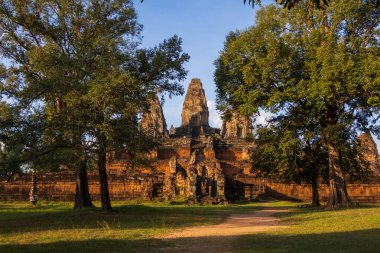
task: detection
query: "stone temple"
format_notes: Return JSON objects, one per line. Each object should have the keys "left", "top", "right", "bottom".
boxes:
{"left": 2, "top": 79, "right": 380, "bottom": 203}
{"left": 108, "top": 78, "right": 256, "bottom": 203}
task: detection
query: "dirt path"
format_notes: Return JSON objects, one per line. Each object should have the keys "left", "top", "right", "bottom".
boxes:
{"left": 156, "top": 208, "right": 288, "bottom": 253}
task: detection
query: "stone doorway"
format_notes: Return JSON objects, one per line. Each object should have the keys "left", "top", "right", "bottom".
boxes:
{"left": 153, "top": 183, "right": 164, "bottom": 198}
{"left": 196, "top": 176, "right": 217, "bottom": 199}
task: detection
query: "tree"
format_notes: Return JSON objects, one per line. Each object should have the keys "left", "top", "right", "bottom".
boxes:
{"left": 73, "top": 156, "right": 93, "bottom": 208}
{"left": 0, "top": 99, "right": 49, "bottom": 205}
{"left": 139, "top": 0, "right": 329, "bottom": 9}
{"left": 0, "top": 102, "right": 24, "bottom": 181}
{"left": 251, "top": 108, "right": 329, "bottom": 206}
{"left": 215, "top": 1, "right": 379, "bottom": 208}
{"left": 0, "top": 0, "right": 189, "bottom": 211}
{"left": 243, "top": 0, "right": 329, "bottom": 9}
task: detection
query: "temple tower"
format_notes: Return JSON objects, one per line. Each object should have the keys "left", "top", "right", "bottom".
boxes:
{"left": 175, "top": 78, "right": 219, "bottom": 137}
{"left": 181, "top": 78, "right": 209, "bottom": 128}
{"left": 140, "top": 94, "right": 168, "bottom": 138}
{"left": 221, "top": 112, "right": 253, "bottom": 139}
{"left": 357, "top": 133, "right": 380, "bottom": 174}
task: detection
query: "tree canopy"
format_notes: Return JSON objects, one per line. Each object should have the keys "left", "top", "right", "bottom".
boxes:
{"left": 215, "top": 0, "right": 379, "bottom": 207}
{"left": 243, "top": 0, "right": 330, "bottom": 9}
{"left": 0, "top": 0, "right": 189, "bottom": 210}
{"left": 139, "top": 0, "right": 330, "bottom": 10}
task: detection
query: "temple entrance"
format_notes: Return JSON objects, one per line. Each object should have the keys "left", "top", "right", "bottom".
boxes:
{"left": 153, "top": 183, "right": 164, "bottom": 198}
{"left": 196, "top": 176, "right": 217, "bottom": 199}
{"left": 225, "top": 177, "right": 245, "bottom": 201}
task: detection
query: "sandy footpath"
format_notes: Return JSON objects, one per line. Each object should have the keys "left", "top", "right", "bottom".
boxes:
{"left": 156, "top": 208, "right": 288, "bottom": 252}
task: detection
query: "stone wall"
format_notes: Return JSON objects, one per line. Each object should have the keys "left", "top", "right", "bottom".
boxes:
{"left": 0, "top": 173, "right": 155, "bottom": 201}
{"left": 3, "top": 173, "right": 380, "bottom": 203}
{"left": 266, "top": 182, "right": 380, "bottom": 203}
{"left": 220, "top": 161, "right": 251, "bottom": 176}
{"left": 215, "top": 148, "right": 243, "bottom": 161}
{"left": 157, "top": 147, "right": 191, "bottom": 160}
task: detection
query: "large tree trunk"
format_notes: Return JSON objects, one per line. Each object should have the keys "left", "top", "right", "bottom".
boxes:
{"left": 98, "top": 135, "right": 112, "bottom": 211}
{"left": 327, "top": 143, "right": 353, "bottom": 208}
{"left": 311, "top": 172, "right": 320, "bottom": 207}
{"left": 74, "top": 159, "right": 94, "bottom": 209}
{"left": 29, "top": 170, "right": 37, "bottom": 205}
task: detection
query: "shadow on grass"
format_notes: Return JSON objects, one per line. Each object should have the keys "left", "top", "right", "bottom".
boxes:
{"left": 4, "top": 200, "right": 376, "bottom": 237}
{"left": 273, "top": 203, "right": 380, "bottom": 221}
{"left": 0, "top": 202, "right": 261, "bottom": 236}
{"left": 0, "top": 229, "right": 379, "bottom": 253}
{"left": 0, "top": 238, "right": 166, "bottom": 253}
{"left": 234, "top": 228, "right": 380, "bottom": 253}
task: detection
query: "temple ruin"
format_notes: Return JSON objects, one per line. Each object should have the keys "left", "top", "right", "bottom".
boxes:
{"left": 357, "top": 133, "right": 380, "bottom": 174}
{"left": 1, "top": 79, "right": 380, "bottom": 203}
{"left": 108, "top": 78, "right": 256, "bottom": 203}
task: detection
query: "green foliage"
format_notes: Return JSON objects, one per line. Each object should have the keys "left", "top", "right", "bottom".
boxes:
{"left": 0, "top": 102, "right": 50, "bottom": 175}
{"left": 0, "top": 0, "right": 189, "bottom": 175}
{"left": 244, "top": 0, "right": 330, "bottom": 9}
{"left": 216, "top": 1, "right": 379, "bottom": 179}
{"left": 252, "top": 113, "right": 329, "bottom": 185}
{"left": 237, "top": 204, "right": 380, "bottom": 253}
{"left": 140, "top": 0, "right": 330, "bottom": 10}
{"left": 216, "top": 1, "right": 379, "bottom": 126}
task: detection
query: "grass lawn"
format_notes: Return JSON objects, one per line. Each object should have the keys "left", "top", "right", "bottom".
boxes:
{"left": 0, "top": 200, "right": 260, "bottom": 253}
{"left": 0, "top": 200, "right": 379, "bottom": 253}
{"left": 235, "top": 202, "right": 380, "bottom": 253}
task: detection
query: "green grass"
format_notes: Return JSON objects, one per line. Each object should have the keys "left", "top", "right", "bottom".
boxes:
{"left": 0, "top": 200, "right": 260, "bottom": 253}
{"left": 235, "top": 202, "right": 380, "bottom": 253}
{"left": 0, "top": 201, "right": 380, "bottom": 253}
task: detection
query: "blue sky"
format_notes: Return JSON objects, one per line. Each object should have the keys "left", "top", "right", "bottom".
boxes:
{"left": 134, "top": 0, "right": 380, "bottom": 149}
{"left": 134, "top": 0, "right": 259, "bottom": 128}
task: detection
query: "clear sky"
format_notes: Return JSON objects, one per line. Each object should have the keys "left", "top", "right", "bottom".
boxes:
{"left": 134, "top": 0, "right": 380, "bottom": 149}
{"left": 134, "top": 0, "right": 259, "bottom": 129}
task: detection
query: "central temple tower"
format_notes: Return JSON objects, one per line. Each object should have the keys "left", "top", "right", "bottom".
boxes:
{"left": 174, "top": 78, "right": 219, "bottom": 137}
{"left": 181, "top": 78, "right": 209, "bottom": 127}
